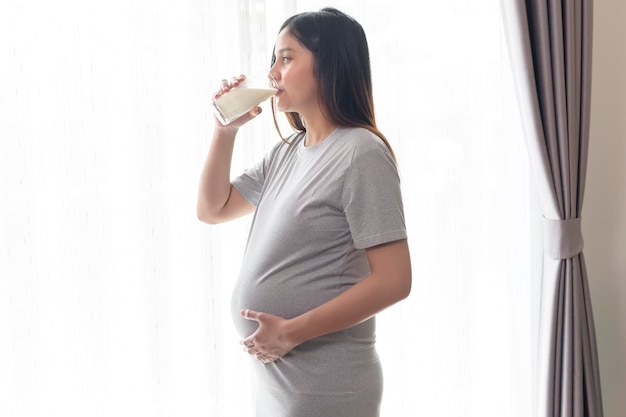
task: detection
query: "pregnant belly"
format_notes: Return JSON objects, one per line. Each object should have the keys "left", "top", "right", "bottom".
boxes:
{"left": 230, "top": 274, "right": 342, "bottom": 338}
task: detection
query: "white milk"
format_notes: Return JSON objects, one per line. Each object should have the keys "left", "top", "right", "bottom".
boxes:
{"left": 212, "top": 87, "right": 276, "bottom": 125}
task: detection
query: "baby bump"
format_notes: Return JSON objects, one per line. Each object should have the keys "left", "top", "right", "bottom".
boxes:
{"left": 230, "top": 273, "right": 343, "bottom": 338}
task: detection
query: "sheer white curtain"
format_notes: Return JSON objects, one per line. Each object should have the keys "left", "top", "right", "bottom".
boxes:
{"left": 0, "top": 1, "right": 538, "bottom": 416}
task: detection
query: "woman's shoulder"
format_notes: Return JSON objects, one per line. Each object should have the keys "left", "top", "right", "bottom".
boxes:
{"left": 335, "top": 126, "right": 390, "bottom": 155}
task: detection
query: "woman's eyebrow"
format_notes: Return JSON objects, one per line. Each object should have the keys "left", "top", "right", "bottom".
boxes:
{"left": 275, "top": 47, "right": 295, "bottom": 54}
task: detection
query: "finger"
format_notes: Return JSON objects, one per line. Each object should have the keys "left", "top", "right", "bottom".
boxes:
{"left": 240, "top": 337, "right": 256, "bottom": 352}
{"left": 229, "top": 107, "right": 261, "bottom": 126}
{"left": 220, "top": 78, "right": 230, "bottom": 92}
{"left": 240, "top": 309, "right": 260, "bottom": 321}
{"left": 216, "top": 76, "right": 241, "bottom": 96}
{"left": 230, "top": 75, "right": 245, "bottom": 86}
{"left": 243, "top": 343, "right": 258, "bottom": 355}
{"left": 213, "top": 79, "right": 229, "bottom": 100}
{"left": 256, "top": 353, "right": 278, "bottom": 364}
{"left": 224, "top": 75, "right": 245, "bottom": 91}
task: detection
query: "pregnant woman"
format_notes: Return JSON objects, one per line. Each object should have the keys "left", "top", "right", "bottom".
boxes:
{"left": 197, "top": 7, "right": 412, "bottom": 417}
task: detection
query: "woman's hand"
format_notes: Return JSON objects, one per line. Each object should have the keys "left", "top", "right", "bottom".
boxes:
{"left": 240, "top": 309, "right": 299, "bottom": 364}
{"left": 212, "top": 75, "right": 262, "bottom": 129}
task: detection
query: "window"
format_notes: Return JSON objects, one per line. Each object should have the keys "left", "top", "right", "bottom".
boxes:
{"left": 0, "top": 1, "right": 536, "bottom": 416}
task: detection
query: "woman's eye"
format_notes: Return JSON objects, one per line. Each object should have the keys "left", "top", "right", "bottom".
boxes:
{"left": 282, "top": 56, "right": 291, "bottom": 63}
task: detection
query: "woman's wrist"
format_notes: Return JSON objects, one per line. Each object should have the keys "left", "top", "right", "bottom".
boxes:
{"left": 284, "top": 315, "right": 310, "bottom": 348}
{"left": 211, "top": 123, "right": 240, "bottom": 144}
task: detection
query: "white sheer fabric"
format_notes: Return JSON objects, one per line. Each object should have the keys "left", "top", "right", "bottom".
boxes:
{"left": 0, "top": 1, "right": 537, "bottom": 416}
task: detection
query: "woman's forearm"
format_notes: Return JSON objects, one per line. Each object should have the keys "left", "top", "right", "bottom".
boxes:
{"left": 286, "top": 239, "right": 412, "bottom": 345}
{"left": 196, "top": 127, "right": 238, "bottom": 223}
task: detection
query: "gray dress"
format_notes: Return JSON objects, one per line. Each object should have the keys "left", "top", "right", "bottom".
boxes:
{"left": 231, "top": 127, "right": 407, "bottom": 417}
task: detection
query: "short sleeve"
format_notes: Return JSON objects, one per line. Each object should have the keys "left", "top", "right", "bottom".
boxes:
{"left": 342, "top": 143, "right": 407, "bottom": 250}
{"left": 232, "top": 157, "right": 267, "bottom": 207}
{"left": 231, "top": 133, "right": 301, "bottom": 207}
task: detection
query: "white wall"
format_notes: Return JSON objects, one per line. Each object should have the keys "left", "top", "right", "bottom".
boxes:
{"left": 584, "top": 0, "right": 626, "bottom": 416}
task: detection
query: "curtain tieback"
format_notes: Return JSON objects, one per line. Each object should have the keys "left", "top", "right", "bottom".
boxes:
{"left": 542, "top": 216, "right": 584, "bottom": 259}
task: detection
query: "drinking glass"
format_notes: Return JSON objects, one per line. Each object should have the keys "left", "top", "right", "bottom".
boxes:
{"left": 211, "top": 71, "right": 278, "bottom": 125}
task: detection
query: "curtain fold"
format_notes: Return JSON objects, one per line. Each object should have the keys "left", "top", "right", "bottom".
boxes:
{"left": 500, "top": 0, "right": 603, "bottom": 416}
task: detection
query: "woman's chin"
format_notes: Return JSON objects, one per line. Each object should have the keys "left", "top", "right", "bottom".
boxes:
{"left": 273, "top": 98, "right": 291, "bottom": 113}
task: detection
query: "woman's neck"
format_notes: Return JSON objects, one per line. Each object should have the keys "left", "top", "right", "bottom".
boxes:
{"left": 301, "top": 112, "right": 338, "bottom": 147}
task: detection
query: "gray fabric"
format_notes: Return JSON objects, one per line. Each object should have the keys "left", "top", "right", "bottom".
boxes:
{"left": 501, "top": 0, "right": 603, "bottom": 416}
{"left": 542, "top": 217, "right": 584, "bottom": 259}
{"left": 230, "top": 127, "right": 406, "bottom": 417}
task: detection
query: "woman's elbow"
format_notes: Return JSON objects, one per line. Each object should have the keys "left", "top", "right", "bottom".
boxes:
{"left": 397, "top": 271, "right": 412, "bottom": 301}
{"left": 198, "top": 213, "right": 215, "bottom": 225}
{"left": 394, "top": 251, "right": 412, "bottom": 301}
{"left": 197, "top": 205, "right": 221, "bottom": 225}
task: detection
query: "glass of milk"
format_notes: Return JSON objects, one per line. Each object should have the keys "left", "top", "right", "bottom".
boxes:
{"left": 211, "top": 71, "right": 278, "bottom": 125}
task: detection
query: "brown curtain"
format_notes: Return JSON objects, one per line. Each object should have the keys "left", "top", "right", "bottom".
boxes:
{"left": 500, "top": 0, "right": 603, "bottom": 416}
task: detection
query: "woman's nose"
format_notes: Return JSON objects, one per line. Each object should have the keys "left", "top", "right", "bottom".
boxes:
{"left": 268, "top": 72, "right": 279, "bottom": 89}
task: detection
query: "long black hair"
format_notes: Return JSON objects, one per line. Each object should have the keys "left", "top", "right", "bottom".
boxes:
{"left": 271, "top": 7, "right": 395, "bottom": 160}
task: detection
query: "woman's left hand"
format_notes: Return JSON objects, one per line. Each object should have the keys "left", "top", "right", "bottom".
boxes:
{"left": 240, "top": 309, "right": 298, "bottom": 364}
